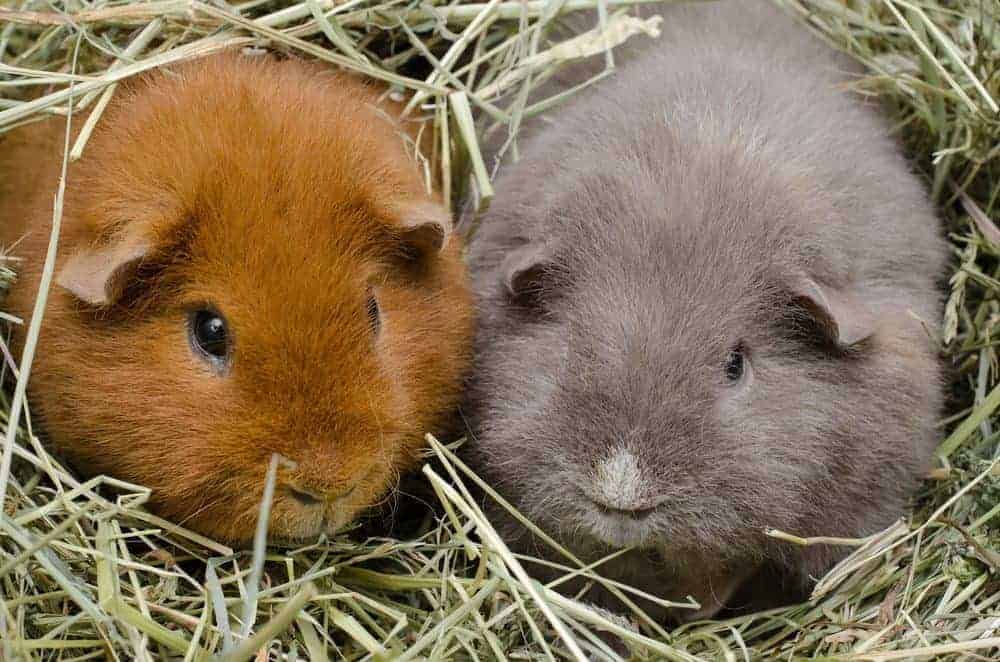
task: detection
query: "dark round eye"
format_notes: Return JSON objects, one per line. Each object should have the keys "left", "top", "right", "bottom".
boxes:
{"left": 190, "top": 310, "right": 230, "bottom": 360}
{"left": 366, "top": 293, "right": 381, "bottom": 335}
{"left": 725, "top": 348, "right": 745, "bottom": 382}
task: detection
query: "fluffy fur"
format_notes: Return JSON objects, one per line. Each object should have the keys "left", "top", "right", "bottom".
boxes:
{"left": 0, "top": 53, "right": 473, "bottom": 544}
{"left": 463, "top": 1, "right": 947, "bottom": 620}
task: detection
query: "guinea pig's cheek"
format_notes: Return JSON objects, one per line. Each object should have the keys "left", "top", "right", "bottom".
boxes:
{"left": 717, "top": 366, "right": 756, "bottom": 415}
{"left": 323, "top": 467, "right": 391, "bottom": 535}
{"left": 714, "top": 395, "right": 758, "bottom": 449}
{"left": 323, "top": 508, "right": 357, "bottom": 536}
{"left": 367, "top": 321, "right": 413, "bottom": 410}
{"left": 717, "top": 393, "right": 745, "bottom": 421}
{"left": 323, "top": 498, "right": 369, "bottom": 536}
{"left": 270, "top": 500, "right": 325, "bottom": 540}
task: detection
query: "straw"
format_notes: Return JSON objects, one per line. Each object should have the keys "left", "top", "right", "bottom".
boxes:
{"left": 1, "top": 0, "right": 998, "bottom": 658}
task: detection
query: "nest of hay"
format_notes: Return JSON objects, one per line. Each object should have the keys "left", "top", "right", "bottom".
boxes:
{"left": 1, "top": 0, "right": 998, "bottom": 659}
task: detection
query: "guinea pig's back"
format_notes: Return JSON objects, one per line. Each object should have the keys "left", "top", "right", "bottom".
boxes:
{"left": 483, "top": 0, "right": 947, "bottom": 317}
{"left": 646, "top": 1, "right": 947, "bottom": 311}
{"left": 0, "top": 120, "right": 64, "bottom": 250}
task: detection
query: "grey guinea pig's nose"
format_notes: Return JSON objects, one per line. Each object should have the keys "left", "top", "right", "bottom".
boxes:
{"left": 586, "top": 446, "right": 654, "bottom": 513}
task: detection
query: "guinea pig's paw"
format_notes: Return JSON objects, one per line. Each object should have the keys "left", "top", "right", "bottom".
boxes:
{"left": 668, "top": 560, "right": 762, "bottom": 624}
{"left": 580, "top": 603, "right": 640, "bottom": 658}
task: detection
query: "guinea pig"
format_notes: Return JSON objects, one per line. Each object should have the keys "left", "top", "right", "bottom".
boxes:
{"left": 463, "top": 1, "right": 947, "bottom": 621}
{"left": 0, "top": 52, "right": 473, "bottom": 544}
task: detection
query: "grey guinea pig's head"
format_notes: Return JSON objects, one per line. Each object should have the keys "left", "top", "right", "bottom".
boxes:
{"left": 463, "top": 133, "right": 942, "bottom": 615}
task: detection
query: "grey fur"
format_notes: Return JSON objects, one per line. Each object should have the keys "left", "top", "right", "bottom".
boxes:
{"left": 462, "top": 1, "right": 948, "bottom": 620}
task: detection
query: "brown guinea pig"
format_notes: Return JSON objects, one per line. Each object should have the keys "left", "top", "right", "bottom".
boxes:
{"left": 0, "top": 52, "right": 473, "bottom": 544}
{"left": 463, "top": 1, "right": 947, "bottom": 621}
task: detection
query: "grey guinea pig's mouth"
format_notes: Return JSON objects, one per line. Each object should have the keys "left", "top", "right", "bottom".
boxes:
{"left": 577, "top": 504, "right": 663, "bottom": 549}
{"left": 582, "top": 509, "right": 659, "bottom": 549}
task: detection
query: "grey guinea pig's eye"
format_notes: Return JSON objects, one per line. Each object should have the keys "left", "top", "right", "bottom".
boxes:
{"left": 190, "top": 309, "right": 230, "bottom": 362}
{"left": 724, "top": 347, "right": 745, "bottom": 382}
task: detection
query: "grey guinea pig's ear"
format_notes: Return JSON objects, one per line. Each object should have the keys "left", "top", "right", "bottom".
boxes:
{"left": 57, "top": 225, "right": 152, "bottom": 307}
{"left": 501, "top": 241, "right": 554, "bottom": 304}
{"left": 790, "top": 275, "right": 876, "bottom": 348}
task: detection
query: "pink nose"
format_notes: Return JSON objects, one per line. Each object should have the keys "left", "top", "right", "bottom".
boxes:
{"left": 586, "top": 446, "right": 658, "bottom": 513}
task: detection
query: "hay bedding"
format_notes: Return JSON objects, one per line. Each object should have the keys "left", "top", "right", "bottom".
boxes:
{"left": 0, "top": 0, "right": 997, "bottom": 659}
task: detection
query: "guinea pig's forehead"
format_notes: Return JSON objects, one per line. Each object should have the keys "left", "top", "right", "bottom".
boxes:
{"left": 569, "top": 263, "right": 765, "bottom": 342}
{"left": 182, "top": 227, "right": 376, "bottom": 301}
{"left": 576, "top": 247, "right": 757, "bottom": 306}
{"left": 184, "top": 189, "right": 381, "bottom": 252}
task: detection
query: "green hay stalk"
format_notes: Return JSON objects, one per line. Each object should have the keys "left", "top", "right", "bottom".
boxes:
{"left": 2, "top": 0, "right": 998, "bottom": 659}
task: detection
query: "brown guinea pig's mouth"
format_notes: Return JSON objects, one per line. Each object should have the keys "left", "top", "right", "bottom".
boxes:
{"left": 280, "top": 463, "right": 378, "bottom": 508}
{"left": 271, "top": 465, "right": 386, "bottom": 540}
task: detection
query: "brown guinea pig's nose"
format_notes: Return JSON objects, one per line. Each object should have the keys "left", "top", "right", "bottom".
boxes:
{"left": 285, "top": 480, "right": 359, "bottom": 507}
{"left": 287, "top": 486, "right": 324, "bottom": 506}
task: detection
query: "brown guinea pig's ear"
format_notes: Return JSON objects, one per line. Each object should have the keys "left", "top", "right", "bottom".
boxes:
{"left": 501, "top": 241, "right": 555, "bottom": 305}
{"left": 57, "top": 226, "right": 151, "bottom": 307}
{"left": 387, "top": 200, "right": 450, "bottom": 264}
{"left": 790, "top": 276, "right": 876, "bottom": 348}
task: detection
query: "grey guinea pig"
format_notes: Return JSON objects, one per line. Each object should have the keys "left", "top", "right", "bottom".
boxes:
{"left": 463, "top": 0, "right": 948, "bottom": 621}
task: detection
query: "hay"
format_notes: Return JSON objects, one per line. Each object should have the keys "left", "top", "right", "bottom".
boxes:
{"left": 1, "top": 0, "right": 998, "bottom": 659}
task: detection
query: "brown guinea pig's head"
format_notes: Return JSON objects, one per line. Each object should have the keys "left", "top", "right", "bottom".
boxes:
{"left": 23, "top": 53, "right": 472, "bottom": 543}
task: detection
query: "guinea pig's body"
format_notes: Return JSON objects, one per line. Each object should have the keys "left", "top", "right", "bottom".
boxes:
{"left": 465, "top": 1, "right": 946, "bottom": 619}
{"left": 0, "top": 54, "right": 473, "bottom": 543}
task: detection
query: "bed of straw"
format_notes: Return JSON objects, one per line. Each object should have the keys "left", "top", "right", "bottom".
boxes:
{"left": 1, "top": 1, "right": 998, "bottom": 660}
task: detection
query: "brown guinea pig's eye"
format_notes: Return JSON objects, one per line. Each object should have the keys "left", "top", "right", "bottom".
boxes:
{"left": 190, "top": 309, "right": 230, "bottom": 362}
{"left": 724, "top": 347, "right": 746, "bottom": 382}
{"left": 366, "top": 293, "right": 381, "bottom": 336}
